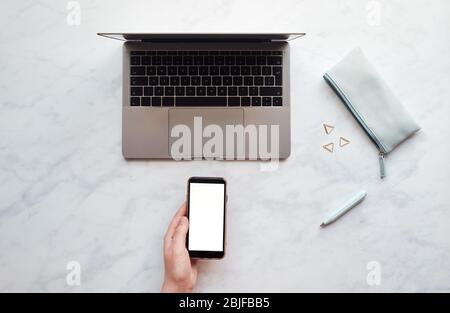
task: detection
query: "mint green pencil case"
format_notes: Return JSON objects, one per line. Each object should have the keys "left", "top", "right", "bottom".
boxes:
{"left": 324, "top": 47, "right": 420, "bottom": 178}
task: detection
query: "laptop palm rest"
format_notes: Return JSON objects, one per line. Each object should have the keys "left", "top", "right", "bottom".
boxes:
{"left": 168, "top": 108, "right": 244, "bottom": 159}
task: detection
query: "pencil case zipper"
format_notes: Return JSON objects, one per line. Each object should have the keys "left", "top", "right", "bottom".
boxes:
{"left": 324, "top": 73, "right": 388, "bottom": 178}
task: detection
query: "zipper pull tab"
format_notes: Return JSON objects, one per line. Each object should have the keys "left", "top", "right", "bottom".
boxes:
{"left": 379, "top": 152, "right": 386, "bottom": 179}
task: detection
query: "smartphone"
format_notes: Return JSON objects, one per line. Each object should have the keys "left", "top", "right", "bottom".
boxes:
{"left": 186, "top": 177, "right": 227, "bottom": 259}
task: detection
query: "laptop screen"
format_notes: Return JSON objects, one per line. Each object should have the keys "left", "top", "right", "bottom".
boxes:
{"left": 97, "top": 33, "right": 305, "bottom": 42}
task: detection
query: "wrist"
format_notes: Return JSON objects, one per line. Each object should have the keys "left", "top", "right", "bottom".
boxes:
{"left": 161, "top": 279, "right": 193, "bottom": 293}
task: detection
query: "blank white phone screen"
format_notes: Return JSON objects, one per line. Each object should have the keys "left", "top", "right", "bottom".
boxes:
{"left": 188, "top": 182, "right": 225, "bottom": 251}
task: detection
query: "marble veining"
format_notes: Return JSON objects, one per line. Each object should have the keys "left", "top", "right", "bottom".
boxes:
{"left": 0, "top": 0, "right": 449, "bottom": 292}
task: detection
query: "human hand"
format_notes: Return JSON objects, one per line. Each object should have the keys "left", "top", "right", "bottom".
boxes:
{"left": 161, "top": 202, "right": 197, "bottom": 293}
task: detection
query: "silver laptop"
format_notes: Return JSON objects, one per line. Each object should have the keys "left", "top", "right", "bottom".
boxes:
{"left": 97, "top": 33, "right": 305, "bottom": 159}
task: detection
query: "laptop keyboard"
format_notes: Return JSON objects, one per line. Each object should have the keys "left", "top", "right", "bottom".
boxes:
{"left": 129, "top": 50, "right": 283, "bottom": 107}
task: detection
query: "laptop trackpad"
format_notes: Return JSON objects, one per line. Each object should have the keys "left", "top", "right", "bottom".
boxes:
{"left": 168, "top": 108, "right": 244, "bottom": 159}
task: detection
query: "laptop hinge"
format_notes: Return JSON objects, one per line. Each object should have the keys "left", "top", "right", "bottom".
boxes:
{"left": 140, "top": 39, "right": 275, "bottom": 43}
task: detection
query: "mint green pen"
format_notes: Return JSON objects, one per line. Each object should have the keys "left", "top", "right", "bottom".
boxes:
{"left": 320, "top": 190, "right": 367, "bottom": 227}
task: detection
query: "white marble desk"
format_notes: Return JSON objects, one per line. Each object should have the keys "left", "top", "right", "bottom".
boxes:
{"left": 0, "top": 0, "right": 449, "bottom": 292}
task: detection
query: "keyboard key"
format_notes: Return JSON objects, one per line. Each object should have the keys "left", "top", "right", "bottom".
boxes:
{"left": 230, "top": 66, "right": 240, "bottom": 75}
{"left": 218, "top": 87, "right": 227, "bottom": 96}
{"left": 249, "top": 87, "right": 258, "bottom": 96}
{"left": 170, "top": 77, "right": 180, "bottom": 86}
{"left": 257, "top": 56, "right": 266, "bottom": 65}
{"left": 273, "top": 66, "right": 283, "bottom": 85}
{"left": 173, "top": 56, "right": 182, "bottom": 65}
{"left": 141, "top": 97, "right": 151, "bottom": 106}
{"left": 176, "top": 97, "right": 227, "bottom": 106}
{"left": 262, "top": 66, "right": 271, "bottom": 75}
{"left": 183, "top": 56, "right": 193, "bottom": 65}
{"left": 162, "top": 97, "right": 175, "bottom": 106}
{"left": 251, "top": 66, "right": 261, "bottom": 76}
{"left": 201, "top": 76, "right": 212, "bottom": 86}
{"left": 204, "top": 56, "right": 214, "bottom": 65}
{"left": 194, "top": 56, "right": 203, "bottom": 65}
{"left": 214, "top": 56, "right": 224, "bottom": 65}
{"left": 154, "top": 87, "right": 164, "bottom": 96}
{"left": 186, "top": 87, "right": 196, "bottom": 96}
{"left": 207, "top": 87, "right": 216, "bottom": 96}
{"left": 152, "top": 97, "right": 162, "bottom": 106}
{"left": 241, "top": 66, "right": 250, "bottom": 75}
{"left": 130, "top": 97, "right": 140, "bottom": 106}
{"left": 225, "top": 56, "right": 235, "bottom": 65}
{"left": 178, "top": 66, "right": 187, "bottom": 75}
{"left": 168, "top": 66, "right": 177, "bottom": 75}
{"left": 131, "top": 51, "right": 145, "bottom": 55}
{"left": 131, "top": 87, "right": 143, "bottom": 96}
{"left": 228, "top": 97, "right": 240, "bottom": 106}
{"left": 233, "top": 77, "right": 243, "bottom": 86}
{"left": 273, "top": 66, "right": 282, "bottom": 76}
{"left": 191, "top": 76, "right": 201, "bottom": 86}
{"left": 181, "top": 76, "right": 190, "bottom": 85}
{"left": 273, "top": 97, "right": 282, "bottom": 106}
{"left": 260, "top": 87, "right": 282, "bottom": 96}
{"left": 223, "top": 76, "right": 232, "bottom": 86}
{"left": 264, "top": 76, "right": 275, "bottom": 86}
{"left": 149, "top": 76, "right": 158, "bottom": 85}
{"left": 199, "top": 66, "right": 209, "bottom": 75}
{"left": 246, "top": 56, "right": 256, "bottom": 65}
{"left": 162, "top": 56, "right": 172, "bottom": 65}
{"left": 157, "top": 66, "right": 166, "bottom": 75}
{"left": 254, "top": 76, "right": 264, "bottom": 85}
{"left": 165, "top": 87, "right": 175, "bottom": 96}
{"left": 236, "top": 56, "right": 245, "bottom": 65}
{"left": 144, "top": 87, "right": 153, "bottom": 96}
{"left": 210, "top": 66, "right": 219, "bottom": 75}
{"left": 220, "top": 66, "right": 230, "bottom": 76}
{"left": 212, "top": 76, "right": 222, "bottom": 85}
{"left": 130, "top": 56, "right": 140, "bottom": 65}
{"left": 196, "top": 87, "right": 206, "bottom": 96}
{"left": 262, "top": 97, "right": 272, "bottom": 106}
{"left": 251, "top": 97, "right": 261, "bottom": 106}
{"left": 272, "top": 51, "right": 282, "bottom": 55}
{"left": 189, "top": 66, "right": 198, "bottom": 76}
{"left": 152, "top": 56, "right": 161, "bottom": 65}
{"left": 239, "top": 87, "right": 248, "bottom": 96}
{"left": 228, "top": 87, "right": 237, "bottom": 96}
{"left": 160, "top": 76, "right": 169, "bottom": 85}
{"left": 142, "top": 56, "right": 152, "bottom": 65}
{"left": 147, "top": 66, "right": 156, "bottom": 76}
{"left": 175, "top": 87, "right": 185, "bottom": 96}
{"left": 131, "top": 66, "right": 145, "bottom": 75}
{"left": 241, "top": 97, "right": 250, "bottom": 106}
{"left": 244, "top": 76, "right": 253, "bottom": 86}
{"left": 267, "top": 56, "right": 282, "bottom": 65}
{"left": 131, "top": 76, "right": 148, "bottom": 85}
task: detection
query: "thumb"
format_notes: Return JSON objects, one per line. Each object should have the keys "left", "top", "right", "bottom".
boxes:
{"left": 172, "top": 216, "right": 189, "bottom": 251}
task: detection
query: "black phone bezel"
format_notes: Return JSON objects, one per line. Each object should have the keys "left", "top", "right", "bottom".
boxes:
{"left": 186, "top": 176, "right": 226, "bottom": 259}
